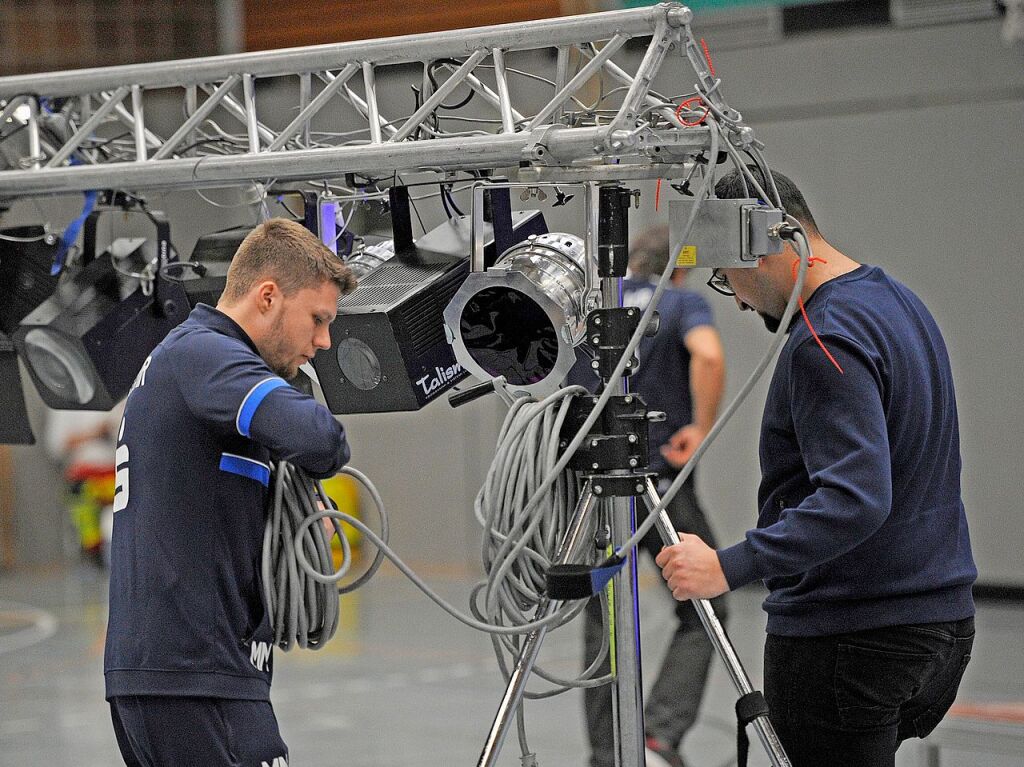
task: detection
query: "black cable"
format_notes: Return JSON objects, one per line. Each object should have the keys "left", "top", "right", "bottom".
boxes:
{"left": 427, "top": 58, "right": 476, "bottom": 110}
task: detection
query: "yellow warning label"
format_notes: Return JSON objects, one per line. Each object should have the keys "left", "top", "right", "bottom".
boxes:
{"left": 675, "top": 245, "right": 697, "bottom": 267}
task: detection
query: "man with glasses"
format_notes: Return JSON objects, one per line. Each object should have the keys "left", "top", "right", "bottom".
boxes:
{"left": 656, "top": 169, "right": 977, "bottom": 767}
{"left": 569, "top": 224, "right": 727, "bottom": 767}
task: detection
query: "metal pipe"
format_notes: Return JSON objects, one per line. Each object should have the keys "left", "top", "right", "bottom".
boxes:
{"left": 267, "top": 63, "right": 359, "bottom": 152}
{"left": 242, "top": 74, "right": 260, "bottom": 153}
{"left": 606, "top": 19, "right": 672, "bottom": 136}
{"left": 299, "top": 72, "right": 312, "bottom": 147}
{"left": 27, "top": 99, "right": 41, "bottom": 170}
{"left": 362, "top": 62, "right": 382, "bottom": 145}
{"left": 643, "top": 479, "right": 792, "bottom": 767}
{"left": 0, "top": 124, "right": 713, "bottom": 197}
{"left": 603, "top": 291, "right": 646, "bottom": 767}
{"left": 527, "top": 34, "right": 629, "bottom": 130}
{"left": 131, "top": 85, "right": 147, "bottom": 161}
{"left": 46, "top": 85, "right": 130, "bottom": 168}
{"left": 0, "top": 4, "right": 674, "bottom": 98}
{"left": 389, "top": 49, "right": 487, "bottom": 143}
{"left": 336, "top": 77, "right": 398, "bottom": 140}
{"left": 111, "top": 98, "right": 163, "bottom": 149}
{"left": 440, "top": 59, "right": 526, "bottom": 129}
{"left": 153, "top": 75, "right": 240, "bottom": 161}
{"left": 553, "top": 45, "right": 570, "bottom": 126}
{"left": 200, "top": 84, "right": 277, "bottom": 147}
{"left": 491, "top": 48, "right": 516, "bottom": 133}
{"left": 476, "top": 485, "right": 599, "bottom": 767}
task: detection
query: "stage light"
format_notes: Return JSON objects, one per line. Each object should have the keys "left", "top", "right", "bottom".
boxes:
{"left": 12, "top": 211, "right": 191, "bottom": 410}
{"left": 312, "top": 186, "right": 546, "bottom": 414}
{"left": 444, "top": 231, "right": 588, "bottom": 396}
{"left": 0, "top": 331, "right": 35, "bottom": 444}
{"left": 0, "top": 224, "right": 65, "bottom": 443}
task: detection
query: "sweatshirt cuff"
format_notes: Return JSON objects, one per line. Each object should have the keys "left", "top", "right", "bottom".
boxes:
{"left": 717, "top": 540, "right": 761, "bottom": 591}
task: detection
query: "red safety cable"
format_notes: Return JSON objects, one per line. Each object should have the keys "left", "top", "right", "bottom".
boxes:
{"left": 791, "top": 257, "right": 844, "bottom": 374}
{"left": 655, "top": 178, "right": 662, "bottom": 211}
{"left": 700, "top": 38, "right": 715, "bottom": 77}
{"left": 675, "top": 96, "right": 709, "bottom": 127}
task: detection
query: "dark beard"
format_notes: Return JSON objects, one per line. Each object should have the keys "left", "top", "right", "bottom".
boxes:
{"left": 759, "top": 312, "right": 782, "bottom": 333}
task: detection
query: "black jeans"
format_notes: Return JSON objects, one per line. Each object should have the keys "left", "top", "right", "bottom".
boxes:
{"left": 764, "top": 617, "right": 974, "bottom": 767}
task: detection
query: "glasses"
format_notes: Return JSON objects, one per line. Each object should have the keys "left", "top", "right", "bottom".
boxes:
{"left": 707, "top": 269, "right": 735, "bottom": 297}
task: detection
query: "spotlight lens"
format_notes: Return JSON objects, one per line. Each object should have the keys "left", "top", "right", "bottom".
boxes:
{"left": 337, "top": 337, "right": 383, "bottom": 391}
{"left": 22, "top": 329, "right": 96, "bottom": 405}
{"left": 459, "top": 287, "right": 558, "bottom": 386}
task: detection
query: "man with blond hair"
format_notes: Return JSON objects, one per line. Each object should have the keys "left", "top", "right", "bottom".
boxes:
{"left": 105, "top": 219, "right": 355, "bottom": 766}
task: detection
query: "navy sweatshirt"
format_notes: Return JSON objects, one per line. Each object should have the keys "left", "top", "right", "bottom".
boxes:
{"left": 717, "top": 265, "right": 976, "bottom": 637}
{"left": 104, "top": 305, "right": 350, "bottom": 700}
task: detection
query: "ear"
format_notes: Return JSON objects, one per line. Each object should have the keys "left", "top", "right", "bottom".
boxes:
{"left": 254, "top": 280, "right": 279, "bottom": 314}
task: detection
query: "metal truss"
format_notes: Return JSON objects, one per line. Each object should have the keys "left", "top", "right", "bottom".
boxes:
{"left": 0, "top": 2, "right": 735, "bottom": 199}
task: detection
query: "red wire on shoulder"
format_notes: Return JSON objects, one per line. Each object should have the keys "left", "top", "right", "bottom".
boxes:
{"left": 791, "top": 257, "right": 844, "bottom": 374}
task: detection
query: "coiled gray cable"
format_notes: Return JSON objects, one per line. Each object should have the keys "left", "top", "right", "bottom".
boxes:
{"left": 261, "top": 462, "right": 388, "bottom": 651}
{"left": 471, "top": 387, "right": 613, "bottom": 698}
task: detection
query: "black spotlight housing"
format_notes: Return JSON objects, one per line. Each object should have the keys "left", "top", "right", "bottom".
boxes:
{"left": 312, "top": 186, "right": 547, "bottom": 414}
{"left": 12, "top": 210, "right": 193, "bottom": 411}
{"left": 0, "top": 330, "right": 35, "bottom": 444}
{"left": 0, "top": 224, "right": 65, "bottom": 443}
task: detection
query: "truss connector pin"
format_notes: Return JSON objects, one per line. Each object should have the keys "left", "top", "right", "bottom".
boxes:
{"left": 666, "top": 5, "right": 694, "bottom": 27}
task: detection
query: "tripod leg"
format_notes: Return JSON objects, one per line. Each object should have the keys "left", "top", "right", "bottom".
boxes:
{"left": 642, "top": 478, "right": 792, "bottom": 767}
{"left": 477, "top": 482, "right": 602, "bottom": 767}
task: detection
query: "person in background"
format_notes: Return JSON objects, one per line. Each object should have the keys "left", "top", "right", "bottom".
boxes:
{"left": 104, "top": 219, "right": 355, "bottom": 767}
{"left": 570, "top": 224, "right": 728, "bottom": 767}
{"left": 656, "top": 168, "right": 976, "bottom": 767}
{"left": 44, "top": 403, "right": 124, "bottom": 566}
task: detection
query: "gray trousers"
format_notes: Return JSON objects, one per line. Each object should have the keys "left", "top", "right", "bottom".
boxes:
{"left": 583, "top": 476, "right": 728, "bottom": 767}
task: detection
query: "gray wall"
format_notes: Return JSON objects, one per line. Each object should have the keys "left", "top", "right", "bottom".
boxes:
{"left": 5, "top": 15, "right": 1023, "bottom": 585}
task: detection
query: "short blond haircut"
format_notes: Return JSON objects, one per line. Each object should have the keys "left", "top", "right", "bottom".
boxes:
{"left": 220, "top": 218, "right": 355, "bottom": 304}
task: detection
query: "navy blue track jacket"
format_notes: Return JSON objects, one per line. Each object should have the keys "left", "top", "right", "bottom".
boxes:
{"left": 104, "top": 304, "right": 350, "bottom": 700}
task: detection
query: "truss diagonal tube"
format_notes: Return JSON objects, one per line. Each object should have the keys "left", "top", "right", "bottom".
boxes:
{"left": 153, "top": 75, "right": 241, "bottom": 161}
{"left": 111, "top": 95, "right": 163, "bottom": 147}
{"left": 587, "top": 50, "right": 680, "bottom": 127}
{"left": 46, "top": 85, "right": 130, "bottom": 168}
{"left": 334, "top": 78, "right": 398, "bottom": 140}
{"left": 363, "top": 62, "right": 383, "bottom": 145}
{"left": 299, "top": 73, "right": 312, "bottom": 146}
{"left": 131, "top": 85, "right": 147, "bottom": 161}
{"left": 441, "top": 61, "right": 526, "bottom": 129}
{"left": 242, "top": 74, "right": 260, "bottom": 153}
{"left": 390, "top": 49, "right": 488, "bottom": 143}
{"left": 200, "top": 83, "right": 277, "bottom": 148}
{"left": 491, "top": 48, "right": 516, "bottom": 133}
{"left": 527, "top": 33, "right": 629, "bottom": 130}
{"left": 267, "top": 64, "right": 361, "bottom": 152}
{"left": 607, "top": 19, "right": 673, "bottom": 136}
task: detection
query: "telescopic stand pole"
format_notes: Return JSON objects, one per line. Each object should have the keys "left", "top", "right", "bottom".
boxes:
{"left": 639, "top": 478, "right": 791, "bottom": 766}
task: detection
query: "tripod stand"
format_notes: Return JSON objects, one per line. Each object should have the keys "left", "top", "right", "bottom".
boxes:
{"left": 476, "top": 460, "right": 790, "bottom": 767}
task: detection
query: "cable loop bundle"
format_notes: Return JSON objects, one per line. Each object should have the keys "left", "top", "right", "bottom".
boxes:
{"left": 261, "top": 462, "right": 388, "bottom": 652}
{"left": 472, "top": 387, "right": 611, "bottom": 697}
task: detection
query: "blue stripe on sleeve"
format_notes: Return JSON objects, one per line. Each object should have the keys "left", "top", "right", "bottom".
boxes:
{"left": 236, "top": 377, "right": 288, "bottom": 437}
{"left": 219, "top": 453, "right": 271, "bottom": 487}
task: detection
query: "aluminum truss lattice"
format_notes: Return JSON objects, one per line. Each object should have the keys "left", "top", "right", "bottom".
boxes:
{"left": 0, "top": 2, "right": 734, "bottom": 199}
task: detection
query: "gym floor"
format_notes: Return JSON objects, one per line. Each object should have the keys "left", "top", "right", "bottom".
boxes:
{"left": 1, "top": 564, "right": 1021, "bottom": 767}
